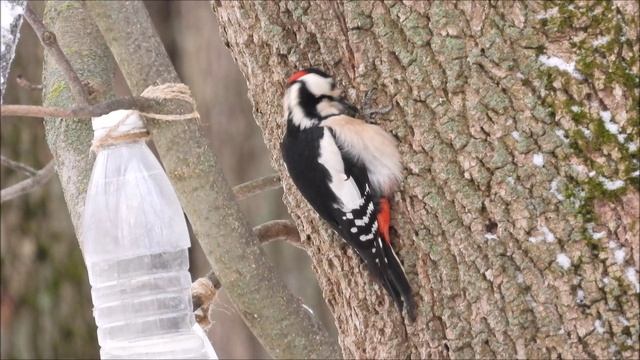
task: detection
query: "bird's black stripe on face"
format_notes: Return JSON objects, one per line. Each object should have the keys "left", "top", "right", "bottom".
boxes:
{"left": 297, "top": 83, "right": 321, "bottom": 120}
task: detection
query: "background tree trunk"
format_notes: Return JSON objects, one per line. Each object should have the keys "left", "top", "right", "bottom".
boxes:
{"left": 1, "top": 2, "right": 99, "bottom": 358}
{"left": 0, "top": 47, "right": 98, "bottom": 360}
{"left": 152, "top": 1, "right": 337, "bottom": 356}
{"left": 214, "top": 1, "right": 639, "bottom": 358}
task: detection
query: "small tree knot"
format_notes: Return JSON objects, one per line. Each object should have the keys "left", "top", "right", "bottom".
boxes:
{"left": 42, "top": 31, "right": 56, "bottom": 45}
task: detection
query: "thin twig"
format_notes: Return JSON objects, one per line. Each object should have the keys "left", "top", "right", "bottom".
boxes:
{"left": 1, "top": 161, "right": 56, "bottom": 203}
{"left": 1, "top": 155, "right": 38, "bottom": 177}
{"left": 1, "top": 5, "right": 92, "bottom": 203}
{"left": 1, "top": 104, "right": 72, "bottom": 118}
{"left": 253, "top": 219, "right": 304, "bottom": 249}
{"left": 1, "top": 97, "right": 169, "bottom": 119}
{"left": 16, "top": 75, "right": 43, "bottom": 91}
{"left": 205, "top": 270, "right": 222, "bottom": 290}
{"left": 23, "top": 5, "right": 89, "bottom": 106}
{"left": 233, "top": 174, "right": 282, "bottom": 200}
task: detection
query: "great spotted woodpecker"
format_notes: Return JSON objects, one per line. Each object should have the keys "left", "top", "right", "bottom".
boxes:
{"left": 280, "top": 68, "right": 416, "bottom": 320}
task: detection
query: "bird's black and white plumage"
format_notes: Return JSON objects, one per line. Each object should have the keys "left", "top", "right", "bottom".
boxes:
{"left": 280, "top": 68, "right": 416, "bottom": 320}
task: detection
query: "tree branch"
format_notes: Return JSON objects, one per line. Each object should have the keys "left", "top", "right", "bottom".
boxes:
{"left": 39, "top": 1, "right": 117, "bottom": 234}
{"left": 1, "top": 97, "right": 178, "bottom": 119}
{"left": 23, "top": 4, "right": 89, "bottom": 106}
{"left": 1, "top": 161, "right": 55, "bottom": 202}
{"left": 1, "top": 104, "right": 72, "bottom": 118}
{"left": 1, "top": 155, "right": 37, "bottom": 176}
{"left": 253, "top": 219, "right": 303, "bottom": 249}
{"left": 233, "top": 174, "right": 282, "bottom": 200}
{"left": 85, "top": 2, "right": 340, "bottom": 358}
{"left": 16, "top": 74, "right": 43, "bottom": 91}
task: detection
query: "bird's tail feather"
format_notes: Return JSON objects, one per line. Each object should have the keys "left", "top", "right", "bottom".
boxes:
{"left": 380, "top": 239, "right": 416, "bottom": 321}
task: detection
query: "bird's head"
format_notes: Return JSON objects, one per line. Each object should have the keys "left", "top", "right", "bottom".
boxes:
{"left": 283, "top": 68, "right": 358, "bottom": 129}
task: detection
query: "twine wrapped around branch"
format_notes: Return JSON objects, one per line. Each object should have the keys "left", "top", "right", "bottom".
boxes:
{"left": 192, "top": 275, "right": 220, "bottom": 330}
{"left": 138, "top": 83, "right": 200, "bottom": 121}
{"left": 90, "top": 83, "right": 199, "bottom": 152}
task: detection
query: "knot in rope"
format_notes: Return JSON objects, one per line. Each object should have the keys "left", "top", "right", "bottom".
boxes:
{"left": 90, "top": 83, "right": 199, "bottom": 152}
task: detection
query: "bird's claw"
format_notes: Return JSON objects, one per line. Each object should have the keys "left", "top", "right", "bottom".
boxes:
{"left": 360, "top": 88, "right": 393, "bottom": 123}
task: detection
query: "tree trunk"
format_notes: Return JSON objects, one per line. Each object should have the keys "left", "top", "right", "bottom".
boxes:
{"left": 1, "top": 3, "right": 97, "bottom": 357}
{"left": 213, "top": 1, "right": 639, "bottom": 358}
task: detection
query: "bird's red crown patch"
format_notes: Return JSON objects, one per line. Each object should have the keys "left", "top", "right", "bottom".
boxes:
{"left": 287, "top": 70, "right": 308, "bottom": 85}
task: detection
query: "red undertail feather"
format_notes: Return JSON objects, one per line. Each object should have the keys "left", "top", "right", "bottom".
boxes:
{"left": 377, "top": 197, "right": 391, "bottom": 245}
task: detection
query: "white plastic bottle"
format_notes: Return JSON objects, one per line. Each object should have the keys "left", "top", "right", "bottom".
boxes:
{"left": 81, "top": 110, "right": 216, "bottom": 359}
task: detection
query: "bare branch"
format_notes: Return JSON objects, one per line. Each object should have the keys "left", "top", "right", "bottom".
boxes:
{"left": 1, "top": 155, "right": 37, "bottom": 176}
{"left": 1, "top": 97, "right": 172, "bottom": 119}
{"left": 1, "top": 104, "right": 72, "bottom": 118}
{"left": 233, "top": 174, "right": 282, "bottom": 200}
{"left": 1, "top": 161, "right": 55, "bottom": 203}
{"left": 253, "top": 219, "right": 304, "bottom": 249}
{"left": 16, "top": 75, "right": 43, "bottom": 91}
{"left": 23, "top": 5, "right": 89, "bottom": 106}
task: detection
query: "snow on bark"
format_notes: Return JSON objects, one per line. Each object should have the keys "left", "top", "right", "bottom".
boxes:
{"left": 556, "top": 253, "right": 572, "bottom": 270}
{"left": 0, "top": 0, "right": 25, "bottom": 103}
{"left": 538, "top": 54, "right": 584, "bottom": 80}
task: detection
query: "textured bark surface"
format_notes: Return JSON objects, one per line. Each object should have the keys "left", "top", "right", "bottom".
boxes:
{"left": 214, "top": 1, "right": 639, "bottom": 358}
{"left": 42, "top": 1, "right": 116, "bottom": 233}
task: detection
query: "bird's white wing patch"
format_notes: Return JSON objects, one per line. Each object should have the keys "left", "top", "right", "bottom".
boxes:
{"left": 321, "top": 115, "right": 402, "bottom": 196}
{"left": 318, "top": 128, "right": 363, "bottom": 212}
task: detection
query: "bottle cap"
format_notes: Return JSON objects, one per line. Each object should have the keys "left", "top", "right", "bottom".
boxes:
{"left": 92, "top": 109, "right": 146, "bottom": 140}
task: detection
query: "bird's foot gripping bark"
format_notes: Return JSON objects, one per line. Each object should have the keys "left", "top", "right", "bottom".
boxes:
{"left": 360, "top": 89, "right": 392, "bottom": 123}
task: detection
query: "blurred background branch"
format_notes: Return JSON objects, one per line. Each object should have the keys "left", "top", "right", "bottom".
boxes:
{"left": 1, "top": 155, "right": 37, "bottom": 176}
{"left": 1, "top": 160, "right": 54, "bottom": 202}
{"left": 15, "top": 74, "right": 42, "bottom": 91}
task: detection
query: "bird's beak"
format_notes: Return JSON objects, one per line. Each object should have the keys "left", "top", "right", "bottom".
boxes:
{"left": 337, "top": 97, "right": 359, "bottom": 116}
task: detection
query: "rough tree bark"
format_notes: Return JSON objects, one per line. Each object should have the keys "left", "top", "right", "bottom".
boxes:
{"left": 214, "top": 1, "right": 639, "bottom": 358}
{"left": 42, "top": 1, "right": 115, "bottom": 233}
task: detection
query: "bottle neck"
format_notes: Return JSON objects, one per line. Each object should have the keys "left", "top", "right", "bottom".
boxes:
{"left": 92, "top": 110, "right": 147, "bottom": 152}
{"left": 94, "top": 138, "right": 147, "bottom": 152}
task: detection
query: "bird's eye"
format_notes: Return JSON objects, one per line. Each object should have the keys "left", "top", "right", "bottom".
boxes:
{"left": 330, "top": 81, "right": 336, "bottom": 90}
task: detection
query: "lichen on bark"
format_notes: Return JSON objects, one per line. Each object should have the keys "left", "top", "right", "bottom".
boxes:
{"left": 214, "top": 1, "right": 638, "bottom": 358}
{"left": 42, "top": 1, "right": 116, "bottom": 233}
